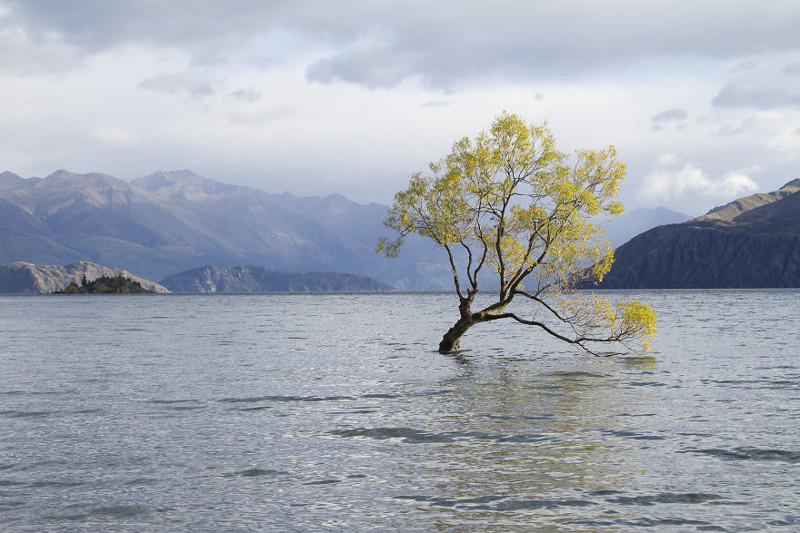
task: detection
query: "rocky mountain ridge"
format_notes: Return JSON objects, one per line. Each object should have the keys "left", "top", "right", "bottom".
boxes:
{"left": 159, "top": 265, "right": 396, "bottom": 293}
{"left": 602, "top": 207, "right": 690, "bottom": 248}
{"left": 0, "top": 261, "right": 169, "bottom": 294}
{"left": 595, "top": 179, "right": 800, "bottom": 288}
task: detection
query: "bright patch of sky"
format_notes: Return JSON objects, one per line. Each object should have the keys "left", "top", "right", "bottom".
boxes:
{"left": 1, "top": 0, "right": 799, "bottom": 215}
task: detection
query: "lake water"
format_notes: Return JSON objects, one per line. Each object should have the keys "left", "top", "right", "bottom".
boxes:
{"left": 1, "top": 291, "right": 798, "bottom": 531}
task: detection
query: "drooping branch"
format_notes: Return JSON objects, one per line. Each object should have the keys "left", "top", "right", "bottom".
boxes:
{"left": 486, "top": 312, "right": 626, "bottom": 357}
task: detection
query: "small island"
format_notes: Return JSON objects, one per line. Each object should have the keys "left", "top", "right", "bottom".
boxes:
{"left": 55, "top": 274, "right": 154, "bottom": 294}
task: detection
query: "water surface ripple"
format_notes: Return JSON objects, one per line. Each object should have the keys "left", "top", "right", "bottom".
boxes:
{"left": 1, "top": 290, "right": 798, "bottom": 531}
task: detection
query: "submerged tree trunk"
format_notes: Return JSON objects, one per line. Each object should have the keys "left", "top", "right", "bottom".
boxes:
{"left": 438, "top": 316, "right": 478, "bottom": 353}
{"left": 438, "top": 296, "right": 511, "bottom": 353}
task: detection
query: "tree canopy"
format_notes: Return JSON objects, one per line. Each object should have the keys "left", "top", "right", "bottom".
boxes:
{"left": 379, "top": 112, "right": 657, "bottom": 355}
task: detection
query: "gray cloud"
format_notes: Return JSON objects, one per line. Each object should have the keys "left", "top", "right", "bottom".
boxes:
{"left": 307, "top": 40, "right": 425, "bottom": 88}
{"left": 713, "top": 84, "right": 800, "bottom": 109}
{"left": 653, "top": 109, "right": 688, "bottom": 123}
{"left": 302, "top": 1, "right": 800, "bottom": 89}
{"left": 4, "top": 0, "right": 800, "bottom": 88}
{"left": 712, "top": 62, "right": 800, "bottom": 109}
{"left": 227, "top": 88, "right": 262, "bottom": 102}
{"left": 651, "top": 108, "right": 688, "bottom": 131}
{"left": 783, "top": 62, "right": 800, "bottom": 75}
{"left": 3, "top": 0, "right": 279, "bottom": 51}
{"left": 0, "top": 0, "right": 306, "bottom": 76}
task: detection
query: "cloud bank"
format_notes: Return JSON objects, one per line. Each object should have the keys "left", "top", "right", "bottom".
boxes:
{"left": 641, "top": 154, "right": 759, "bottom": 201}
{"left": 0, "top": 0, "right": 798, "bottom": 214}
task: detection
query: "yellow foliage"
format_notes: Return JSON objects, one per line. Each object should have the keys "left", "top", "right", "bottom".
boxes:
{"left": 618, "top": 299, "right": 659, "bottom": 351}
{"left": 379, "top": 112, "right": 658, "bottom": 355}
{"left": 555, "top": 295, "right": 658, "bottom": 353}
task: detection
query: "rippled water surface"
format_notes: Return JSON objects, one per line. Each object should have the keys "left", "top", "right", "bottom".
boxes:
{"left": 1, "top": 291, "right": 798, "bottom": 531}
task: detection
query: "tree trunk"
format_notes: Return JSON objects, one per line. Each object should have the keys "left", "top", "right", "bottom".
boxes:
{"left": 438, "top": 316, "right": 478, "bottom": 353}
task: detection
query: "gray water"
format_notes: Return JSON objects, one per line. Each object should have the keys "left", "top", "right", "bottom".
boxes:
{"left": 0, "top": 291, "right": 798, "bottom": 531}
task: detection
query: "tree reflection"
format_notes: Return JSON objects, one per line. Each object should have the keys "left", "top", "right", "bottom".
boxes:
{"left": 397, "top": 355, "right": 659, "bottom": 528}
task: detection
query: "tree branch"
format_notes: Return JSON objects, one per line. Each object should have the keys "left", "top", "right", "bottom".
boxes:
{"left": 487, "top": 312, "right": 628, "bottom": 356}
{"left": 444, "top": 244, "right": 465, "bottom": 300}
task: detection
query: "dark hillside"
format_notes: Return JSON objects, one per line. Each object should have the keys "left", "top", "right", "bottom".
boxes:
{"left": 595, "top": 179, "right": 800, "bottom": 288}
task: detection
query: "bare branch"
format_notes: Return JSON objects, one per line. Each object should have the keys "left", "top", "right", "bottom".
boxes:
{"left": 473, "top": 235, "right": 488, "bottom": 286}
{"left": 444, "top": 244, "right": 465, "bottom": 300}
{"left": 488, "top": 312, "right": 631, "bottom": 356}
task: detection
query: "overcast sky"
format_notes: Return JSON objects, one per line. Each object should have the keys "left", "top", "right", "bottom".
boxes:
{"left": 1, "top": 0, "right": 799, "bottom": 215}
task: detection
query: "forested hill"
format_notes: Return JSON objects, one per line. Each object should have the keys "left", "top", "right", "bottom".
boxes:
{"left": 55, "top": 274, "right": 154, "bottom": 294}
{"left": 594, "top": 179, "right": 800, "bottom": 288}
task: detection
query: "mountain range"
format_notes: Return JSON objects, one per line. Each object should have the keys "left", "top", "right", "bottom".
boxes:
{"left": 0, "top": 169, "right": 451, "bottom": 290}
{"left": 595, "top": 179, "right": 800, "bottom": 288}
{"left": 2, "top": 168, "right": 757, "bottom": 291}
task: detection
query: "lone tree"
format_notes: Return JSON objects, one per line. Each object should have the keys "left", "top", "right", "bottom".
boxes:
{"left": 379, "top": 113, "right": 656, "bottom": 355}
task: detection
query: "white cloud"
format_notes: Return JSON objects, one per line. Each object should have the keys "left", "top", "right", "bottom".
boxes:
{"left": 711, "top": 172, "right": 761, "bottom": 197}
{"left": 91, "top": 126, "right": 138, "bottom": 146}
{"left": 227, "top": 105, "right": 297, "bottom": 126}
{"left": 640, "top": 155, "right": 759, "bottom": 201}
{"left": 421, "top": 99, "right": 451, "bottom": 108}
{"left": 654, "top": 153, "right": 679, "bottom": 166}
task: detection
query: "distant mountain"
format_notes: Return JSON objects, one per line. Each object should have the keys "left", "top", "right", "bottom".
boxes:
{"left": 266, "top": 191, "right": 389, "bottom": 249}
{"left": 593, "top": 179, "right": 800, "bottom": 288}
{"left": 602, "top": 207, "right": 690, "bottom": 248}
{"left": 0, "top": 261, "right": 169, "bottom": 294}
{"left": 160, "top": 265, "right": 396, "bottom": 293}
{"left": 0, "top": 169, "right": 451, "bottom": 290}
{"left": 0, "top": 171, "right": 31, "bottom": 188}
